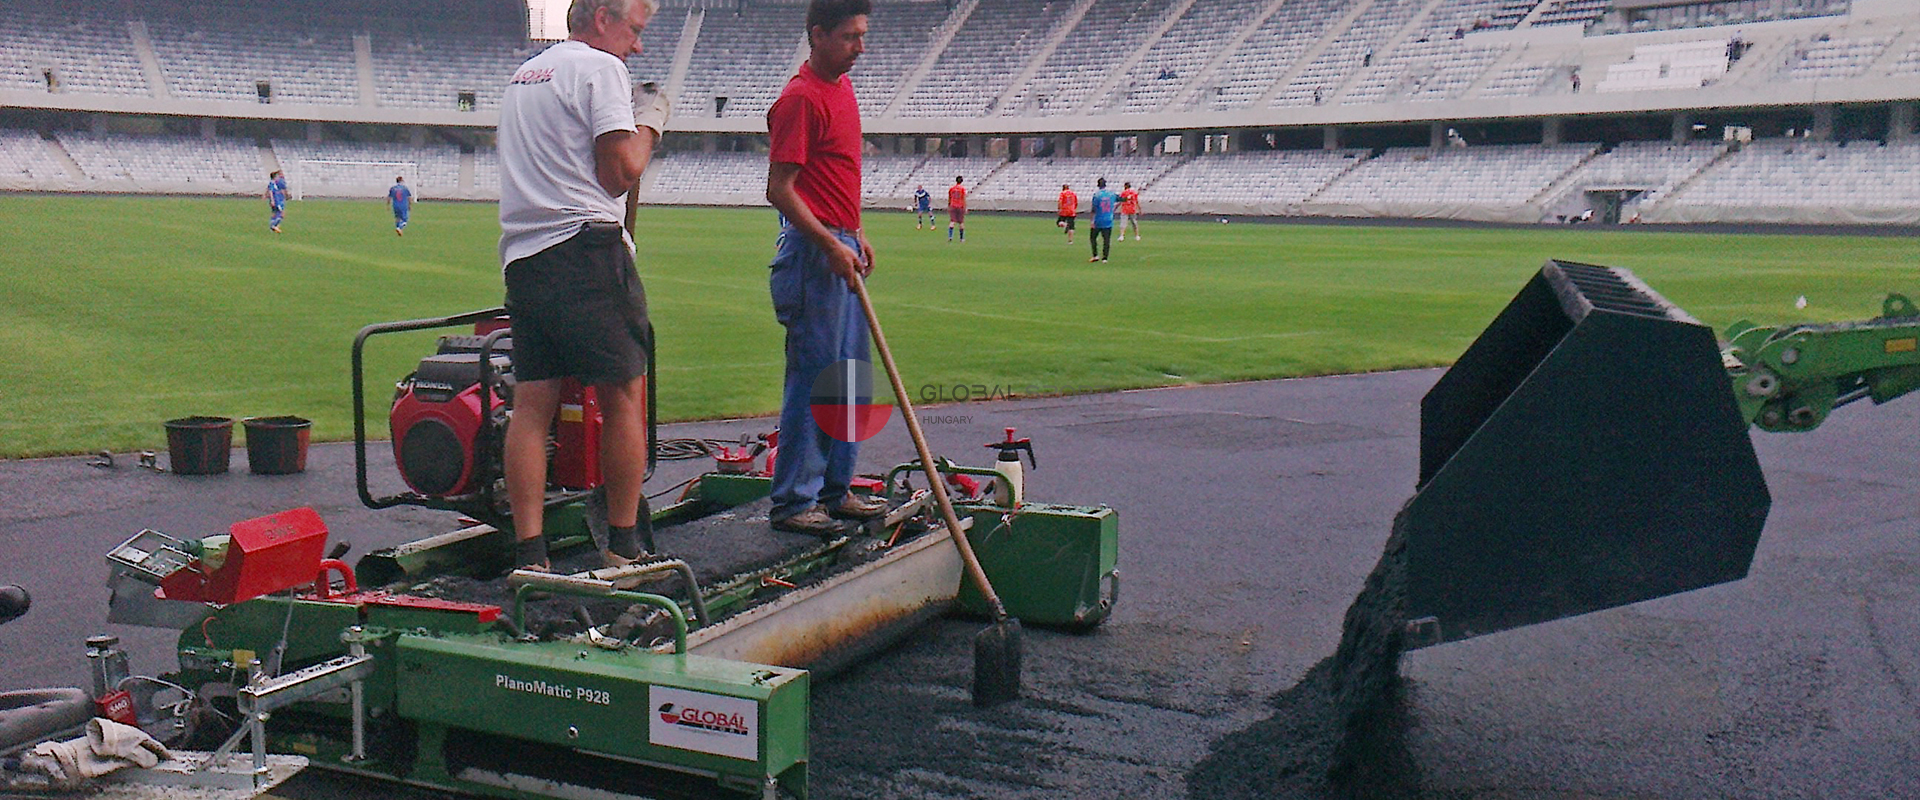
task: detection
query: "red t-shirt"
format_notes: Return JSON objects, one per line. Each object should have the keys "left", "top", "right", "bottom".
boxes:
{"left": 948, "top": 184, "right": 966, "bottom": 209}
{"left": 1119, "top": 188, "right": 1139, "bottom": 214}
{"left": 1057, "top": 190, "right": 1078, "bottom": 217}
{"left": 768, "top": 62, "right": 862, "bottom": 231}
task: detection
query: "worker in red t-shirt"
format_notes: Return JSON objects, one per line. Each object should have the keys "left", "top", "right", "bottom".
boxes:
{"left": 947, "top": 176, "right": 967, "bottom": 242}
{"left": 1119, "top": 181, "right": 1141, "bottom": 240}
{"left": 1056, "top": 184, "right": 1079, "bottom": 244}
{"left": 763, "top": 0, "right": 886, "bottom": 537}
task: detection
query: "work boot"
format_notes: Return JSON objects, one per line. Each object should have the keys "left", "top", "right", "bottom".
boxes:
{"left": 771, "top": 506, "right": 849, "bottom": 537}
{"left": 827, "top": 493, "right": 888, "bottom": 520}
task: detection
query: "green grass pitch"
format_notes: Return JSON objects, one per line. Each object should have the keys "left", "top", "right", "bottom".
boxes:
{"left": 1, "top": 193, "right": 1915, "bottom": 458}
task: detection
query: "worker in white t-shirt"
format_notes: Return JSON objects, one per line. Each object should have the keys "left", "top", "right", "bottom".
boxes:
{"left": 497, "top": 0, "right": 672, "bottom": 571}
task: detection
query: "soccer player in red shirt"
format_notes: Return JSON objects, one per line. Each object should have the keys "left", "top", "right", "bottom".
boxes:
{"left": 762, "top": 0, "right": 886, "bottom": 536}
{"left": 947, "top": 175, "right": 967, "bottom": 242}
{"left": 1056, "top": 183, "right": 1078, "bottom": 244}
{"left": 1119, "top": 181, "right": 1142, "bottom": 240}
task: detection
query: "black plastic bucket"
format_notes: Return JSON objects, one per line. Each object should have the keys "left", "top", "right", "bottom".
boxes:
{"left": 164, "top": 417, "right": 233, "bottom": 475}
{"left": 244, "top": 416, "right": 311, "bottom": 475}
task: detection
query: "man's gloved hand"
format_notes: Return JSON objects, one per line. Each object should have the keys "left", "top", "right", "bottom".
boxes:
{"left": 633, "top": 81, "right": 673, "bottom": 135}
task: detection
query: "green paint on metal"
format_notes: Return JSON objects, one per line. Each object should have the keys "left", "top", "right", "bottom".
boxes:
{"left": 174, "top": 596, "right": 362, "bottom": 677}
{"left": 696, "top": 473, "right": 774, "bottom": 508}
{"left": 395, "top": 633, "right": 808, "bottom": 796}
{"left": 956, "top": 503, "right": 1119, "bottom": 628}
{"left": 1725, "top": 292, "right": 1920, "bottom": 432}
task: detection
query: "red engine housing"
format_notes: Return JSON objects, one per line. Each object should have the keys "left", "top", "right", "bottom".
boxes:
{"left": 551, "top": 380, "right": 604, "bottom": 490}
{"left": 390, "top": 318, "right": 609, "bottom": 499}
{"left": 390, "top": 365, "right": 503, "bottom": 498}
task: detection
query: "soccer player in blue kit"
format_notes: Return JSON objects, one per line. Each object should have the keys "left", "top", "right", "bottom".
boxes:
{"left": 913, "top": 184, "right": 932, "bottom": 229}
{"left": 389, "top": 176, "right": 413, "bottom": 236}
{"left": 1088, "top": 177, "right": 1118, "bottom": 262}
{"left": 265, "top": 170, "right": 288, "bottom": 232}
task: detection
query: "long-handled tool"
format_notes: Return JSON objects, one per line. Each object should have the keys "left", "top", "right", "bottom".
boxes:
{"left": 849, "top": 272, "right": 1022, "bottom": 707}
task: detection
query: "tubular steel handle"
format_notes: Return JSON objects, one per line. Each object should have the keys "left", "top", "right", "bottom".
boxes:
{"left": 510, "top": 583, "right": 689, "bottom": 654}
{"left": 848, "top": 273, "right": 1011, "bottom": 622}
{"left": 884, "top": 460, "right": 1006, "bottom": 496}
{"left": 351, "top": 307, "right": 507, "bottom": 511}
{"left": 311, "top": 559, "right": 358, "bottom": 599}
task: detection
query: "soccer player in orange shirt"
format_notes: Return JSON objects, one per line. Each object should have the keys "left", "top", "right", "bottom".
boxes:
{"left": 947, "top": 175, "right": 967, "bottom": 242}
{"left": 1119, "top": 181, "right": 1141, "bottom": 240}
{"left": 1056, "top": 183, "right": 1078, "bottom": 244}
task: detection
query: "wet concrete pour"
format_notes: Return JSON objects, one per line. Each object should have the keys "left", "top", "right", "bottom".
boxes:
{"left": 4, "top": 369, "right": 1918, "bottom": 799}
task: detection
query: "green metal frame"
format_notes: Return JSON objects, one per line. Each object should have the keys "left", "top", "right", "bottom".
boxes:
{"left": 882, "top": 459, "right": 1121, "bottom": 629}
{"left": 164, "top": 461, "right": 1118, "bottom": 799}
{"left": 396, "top": 634, "right": 808, "bottom": 799}
{"left": 955, "top": 503, "right": 1119, "bottom": 629}
{"left": 1725, "top": 293, "right": 1920, "bottom": 432}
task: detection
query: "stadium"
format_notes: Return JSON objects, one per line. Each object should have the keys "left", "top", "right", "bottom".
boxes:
{"left": 1, "top": 0, "right": 1916, "bottom": 224}
{"left": 3, "top": 0, "right": 1920, "bottom": 799}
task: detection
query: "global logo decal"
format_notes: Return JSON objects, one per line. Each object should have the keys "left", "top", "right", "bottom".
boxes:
{"left": 809, "top": 359, "right": 893, "bottom": 443}
{"left": 656, "top": 702, "right": 749, "bottom": 735}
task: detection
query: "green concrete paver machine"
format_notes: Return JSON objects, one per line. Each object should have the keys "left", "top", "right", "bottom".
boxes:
{"left": 1402, "top": 259, "right": 1920, "bottom": 647}
{"left": 88, "top": 309, "right": 1119, "bottom": 800}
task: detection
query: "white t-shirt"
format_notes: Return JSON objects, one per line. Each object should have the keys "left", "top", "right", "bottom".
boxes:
{"left": 497, "top": 40, "right": 638, "bottom": 268}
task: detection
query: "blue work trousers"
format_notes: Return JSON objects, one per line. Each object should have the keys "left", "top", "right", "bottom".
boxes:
{"left": 768, "top": 227, "right": 871, "bottom": 519}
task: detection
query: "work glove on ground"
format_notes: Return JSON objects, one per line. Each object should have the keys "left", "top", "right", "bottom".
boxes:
{"left": 633, "top": 81, "right": 672, "bottom": 136}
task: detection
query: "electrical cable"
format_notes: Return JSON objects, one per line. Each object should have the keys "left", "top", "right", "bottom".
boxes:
{"left": 116, "top": 675, "right": 214, "bottom": 722}
{"left": 654, "top": 437, "right": 748, "bottom": 461}
{"left": 646, "top": 476, "right": 698, "bottom": 501}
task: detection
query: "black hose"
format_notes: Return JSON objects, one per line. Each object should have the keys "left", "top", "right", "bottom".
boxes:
{"left": 654, "top": 438, "right": 748, "bottom": 461}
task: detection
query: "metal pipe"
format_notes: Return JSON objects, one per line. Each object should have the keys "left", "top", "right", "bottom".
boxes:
{"left": 585, "top": 559, "right": 712, "bottom": 628}
{"left": 511, "top": 583, "right": 688, "bottom": 654}
{"left": 473, "top": 327, "right": 512, "bottom": 496}
{"left": 345, "top": 627, "right": 367, "bottom": 763}
{"left": 247, "top": 659, "right": 267, "bottom": 790}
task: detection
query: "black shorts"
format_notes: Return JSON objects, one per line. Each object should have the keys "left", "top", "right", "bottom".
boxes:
{"left": 1057, "top": 215, "right": 1076, "bottom": 230}
{"left": 503, "top": 222, "right": 651, "bottom": 385}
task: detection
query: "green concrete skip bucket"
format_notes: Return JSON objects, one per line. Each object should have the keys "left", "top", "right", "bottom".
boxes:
{"left": 1403, "top": 260, "right": 1771, "bottom": 647}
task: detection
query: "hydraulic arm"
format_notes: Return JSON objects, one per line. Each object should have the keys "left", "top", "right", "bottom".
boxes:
{"left": 1724, "top": 293, "right": 1920, "bottom": 433}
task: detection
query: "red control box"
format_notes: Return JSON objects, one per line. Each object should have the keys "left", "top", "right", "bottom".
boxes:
{"left": 159, "top": 507, "right": 329, "bottom": 605}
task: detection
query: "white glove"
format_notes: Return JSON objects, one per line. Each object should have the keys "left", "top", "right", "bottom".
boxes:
{"left": 632, "top": 81, "right": 672, "bottom": 135}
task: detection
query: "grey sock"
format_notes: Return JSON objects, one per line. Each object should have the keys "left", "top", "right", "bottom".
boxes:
{"left": 514, "top": 536, "right": 548, "bottom": 568}
{"left": 607, "top": 508, "right": 654, "bottom": 559}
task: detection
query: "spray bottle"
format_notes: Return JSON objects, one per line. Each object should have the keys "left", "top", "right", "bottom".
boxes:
{"left": 985, "top": 428, "right": 1036, "bottom": 507}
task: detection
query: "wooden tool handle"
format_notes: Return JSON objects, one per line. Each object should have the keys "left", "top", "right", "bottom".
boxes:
{"left": 849, "top": 273, "right": 1009, "bottom": 620}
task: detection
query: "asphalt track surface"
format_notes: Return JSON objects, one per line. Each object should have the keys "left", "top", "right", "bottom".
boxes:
{"left": 3, "top": 370, "right": 1917, "bottom": 798}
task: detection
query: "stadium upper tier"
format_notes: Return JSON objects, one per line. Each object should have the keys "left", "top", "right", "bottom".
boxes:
{"left": 0, "top": 0, "right": 1911, "bottom": 130}
{"left": 614, "top": 135, "right": 1920, "bottom": 225}
{"left": 3, "top": 129, "right": 1916, "bottom": 225}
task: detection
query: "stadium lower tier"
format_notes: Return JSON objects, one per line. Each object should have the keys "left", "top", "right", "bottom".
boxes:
{"left": 3, "top": 130, "right": 1916, "bottom": 225}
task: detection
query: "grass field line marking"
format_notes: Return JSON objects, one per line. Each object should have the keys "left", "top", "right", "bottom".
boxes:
{"left": 138, "top": 219, "right": 470, "bottom": 277}
{"left": 885, "top": 301, "right": 1324, "bottom": 343}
